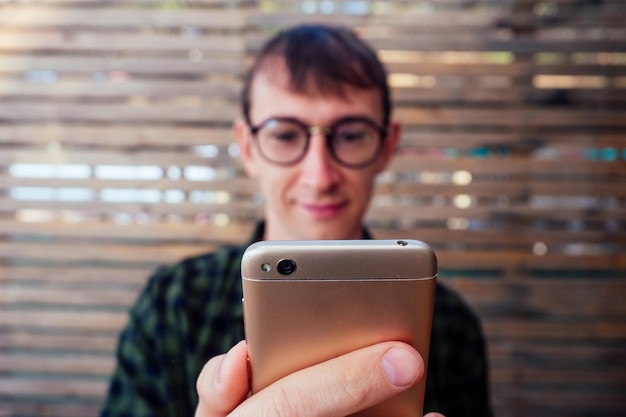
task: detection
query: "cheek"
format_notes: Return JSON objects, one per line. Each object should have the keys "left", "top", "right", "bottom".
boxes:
{"left": 257, "top": 167, "right": 292, "bottom": 200}
{"left": 347, "top": 171, "right": 377, "bottom": 198}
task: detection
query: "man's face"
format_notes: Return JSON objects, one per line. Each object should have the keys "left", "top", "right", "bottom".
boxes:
{"left": 236, "top": 65, "right": 400, "bottom": 241}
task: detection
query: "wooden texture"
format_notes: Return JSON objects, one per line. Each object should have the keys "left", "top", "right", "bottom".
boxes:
{"left": 0, "top": 1, "right": 625, "bottom": 416}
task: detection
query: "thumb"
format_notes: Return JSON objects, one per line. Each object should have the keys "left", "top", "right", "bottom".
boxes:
{"left": 231, "top": 341, "right": 424, "bottom": 417}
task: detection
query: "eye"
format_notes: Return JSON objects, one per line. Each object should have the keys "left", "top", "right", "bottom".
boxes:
{"left": 334, "top": 123, "right": 375, "bottom": 145}
{"left": 270, "top": 129, "right": 301, "bottom": 142}
{"left": 261, "top": 122, "right": 304, "bottom": 144}
{"left": 336, "top": 130, "right": 367, "bottom": 142}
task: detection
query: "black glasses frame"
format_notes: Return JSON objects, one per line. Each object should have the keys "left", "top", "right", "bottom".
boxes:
{"left": 248, "top": 116, "right": 388, "bottom": 169}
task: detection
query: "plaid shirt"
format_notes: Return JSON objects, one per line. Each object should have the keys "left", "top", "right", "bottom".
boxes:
{"left": 101, "top": 223, "right": 492, "bottom": 417}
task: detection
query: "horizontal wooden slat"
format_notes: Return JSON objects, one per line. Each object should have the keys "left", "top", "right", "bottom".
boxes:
{"left": 444, "top": 279, "right": 626, "bottom": 317}
{"left": 488, "top": 340, "right": 626, "bottom": 366}
{"left": 374, "top": 228, "right": 625, "bottom": 246}
{"left": 0, "top": 241, "right": 213, "bottom": 264}
{"left": 4, "top": 278, "right": 624, "bottom": 317}
{"left": 387, "top": 62, "right": 626, "bottom": 77}
{"left": 3, "top": 308, "right": 624, "bottom": 342}
{"left": 394, "top": 107, "right": 626, "bottom": 128}
{"left": 7, "top": 8, "right": 621, "bottom": 33}
{"left": 0, "top": 286, "right": 140, "bottom": 308}
{"left": 1, "top": 220, "right": 621, "bottom": 246}
{"left": 490, "top": 367, "right": 625, "bottom": 385}
{"left": 0, "top": 56, "right": 244, "bottom": 76}
{"left": 3, "top": 81, "right": 624, "bottom": 107}
{"left": 249, "top": 30, "right": 626, "bottom": 53}
{"left": 2, "top": 327, "right": 621, "bottom": 364}
{"left": 0, "top": 353, "right": 113, "bottom": 376}
{"left": 436, "top": 251, "right": 626, "bottom": 269}
{"left": 364, "top": 35, "right": 626, "bottom": 53}
{"left": 0, "top": 266, "right": 152, "bottom": 285}
{"left": 0, "top": 310, "right": 127, "bottom": 331}
{"left": 0, "top": 378, "right": 107, "bottom": 399}
{"left": 397, "top": 131, "right": 626, "bottom": 148}
{"left": 1, "top": 150, "right": 623, "bottom": 175}
{"left": 2, "top": 102, "right": 624, "bottom": 128}
{"left": 1, "top": 124, "right": 623, "bottom": 148}
{"left": 0, "top": 198, "right": 261, "bottom": 218}
{"left": 389, "top": 155, "right": 626, "bottom": 175}
{"left": 0, "top": 0, "right": 251, "bottom": 4}
{"left": 0, "top": 403, "right": 100, "bottom": 417}
{"left": 393, "top": 87, "right": 626, "bottom": 105}
{"left": 484, "top": 320, "right": 626, "bottom": 340}
{"left": 3, "top": 175, "right": 624, "bottom": 198}
{"left": 0, "top": 124, "right": 235, "bottom": 146}
{"left": 1, "top": 197, "right": 623, "bottom": 225}
{"left": 376, "top": 180, "right": 626, "bottom": 197}
{"left": 253, "top": 11, "right": 626, "bottom": 32}
{"left": 0, "top": 220, "right": 255, "bottom": 243}
{"left": 0, "top": 80, "right": 241, "bottom": 99}
{"left": 3, "top": 0, "right": 619, "bottom": 6}
{"left": 491, "top": 389, "right": 626, "bottom": 411}
{"left": 0, "top": 102, "right": 239, "bottom": 123}
{"left": 0, "top": 331, "right": 119, "bottom": 353}
{"left": 1, "top": 354, "right": 623, "bottom": 386}
{"left": 368, "top": 205, "right": 626, "bottom": 222}
{"left": 1, "top": 56, "right": 624, "bottom": 78}
{"left": 1, "top": 241, "right": 624, "bottom": 268}
{"left": 1, "top": 199, "right": 623, "bottom": 225}
{"left": 0, "top": 176, "right": 259, "bottom": 194}
{"left": 0, "top": 32, "right": 245, "bottom": 53}
{"left": 0, "top": 9, "right": 246, "bottom": 29}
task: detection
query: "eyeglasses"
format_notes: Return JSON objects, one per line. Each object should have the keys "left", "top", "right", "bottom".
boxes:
{"left": 248, "top": 117, "right": 387, "bottom": 169}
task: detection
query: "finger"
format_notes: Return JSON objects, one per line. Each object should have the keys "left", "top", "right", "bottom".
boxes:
{"left": 231, "top": 341, "right": 424, "bottom": 417}
{"left": 195, "top": 340, "right": 250, "bottom": 417}
{"left": 424, "top": 413, "right": 445, "bottom": 417}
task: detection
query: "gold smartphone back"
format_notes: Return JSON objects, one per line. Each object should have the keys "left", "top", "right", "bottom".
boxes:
{"left": 241, "top": 239, "right": 437, "bottom": 417}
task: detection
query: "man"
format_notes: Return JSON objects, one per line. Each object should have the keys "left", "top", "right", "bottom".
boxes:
{"left": 101, "top": 24, "right": 491, "bottom": 417}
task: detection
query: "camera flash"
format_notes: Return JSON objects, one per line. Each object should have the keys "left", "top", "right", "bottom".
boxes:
{"left": 261, "top": 262, "right": 271, "bottom": 272}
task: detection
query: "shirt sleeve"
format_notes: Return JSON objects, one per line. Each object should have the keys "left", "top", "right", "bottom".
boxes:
{"left": 425, "top": 283, "right": 493, "bottom": 417}
{"left": 100, "top": 266, "right": 195, "bottom": 417}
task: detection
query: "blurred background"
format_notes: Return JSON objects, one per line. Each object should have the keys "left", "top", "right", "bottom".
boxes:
{"left": 0, "top": 1, "right": 625, "bottom": 416}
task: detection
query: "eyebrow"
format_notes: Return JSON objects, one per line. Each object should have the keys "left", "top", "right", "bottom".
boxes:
{"left": 252, "top": 115, "right": 382, "bottom": 128}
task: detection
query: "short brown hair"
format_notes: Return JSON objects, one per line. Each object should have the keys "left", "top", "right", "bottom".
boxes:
{"left": 241, "top": 24, "right": 391, "bottom": 127}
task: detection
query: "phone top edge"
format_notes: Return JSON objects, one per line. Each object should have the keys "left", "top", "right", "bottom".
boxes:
{"left": 242, "top": 274, "right": 438, "bottom": 282}
{"left": 245, "top": 239, "right": 433, "bottom": 250}
{"left": 242, "top": 239, "right": 437, "bottom": 281}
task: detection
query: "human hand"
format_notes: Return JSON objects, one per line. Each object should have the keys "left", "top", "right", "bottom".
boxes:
{"left": 195, "top": 339, "right": 443, "bottom": 417}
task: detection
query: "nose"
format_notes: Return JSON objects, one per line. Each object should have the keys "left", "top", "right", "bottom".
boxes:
{"left": 299, "top": 133, "right": 341, "bottom": 190}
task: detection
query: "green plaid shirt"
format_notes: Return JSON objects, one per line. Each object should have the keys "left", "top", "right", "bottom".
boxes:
{"left": 101, "top": 223, "right": 492, "bottom": 417}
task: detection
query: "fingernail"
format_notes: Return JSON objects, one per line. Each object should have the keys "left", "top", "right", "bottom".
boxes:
{"left": 382, "top": 347, "right": 420, "bottom": 387}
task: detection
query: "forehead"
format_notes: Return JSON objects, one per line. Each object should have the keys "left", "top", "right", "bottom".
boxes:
{"left": 251, "top": 57, "right": 343, "bottom": 98}
{"left": 249, "top": 58, "right": 383, "bottom": 122}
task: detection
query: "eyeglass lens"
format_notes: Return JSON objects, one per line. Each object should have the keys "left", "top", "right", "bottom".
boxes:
{"left": 255, "top": 119, "right": 382, "bottom": 167}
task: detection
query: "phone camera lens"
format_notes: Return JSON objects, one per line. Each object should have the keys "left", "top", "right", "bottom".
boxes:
{"left": 276, "top": 258, "right": 296, "bottom": 275}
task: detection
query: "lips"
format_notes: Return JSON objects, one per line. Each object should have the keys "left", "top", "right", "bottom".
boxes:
{"left": 300, "top": 201, "right": 348, "bottom": 219}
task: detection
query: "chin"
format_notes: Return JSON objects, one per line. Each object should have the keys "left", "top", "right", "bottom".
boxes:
{"left": 301, "top": 226, "right": 359, "bottom": 241}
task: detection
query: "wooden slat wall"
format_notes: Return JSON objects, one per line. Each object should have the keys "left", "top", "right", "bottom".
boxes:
{"left": 1, "top": 1, "right": 625, "bottom": 416}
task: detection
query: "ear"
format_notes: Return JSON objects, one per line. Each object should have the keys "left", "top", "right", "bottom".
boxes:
{"left": 234, "top": 118, "right": 259, "bottom": 178}
{"left": 375, "top": 120, "right": 401, "bottom": 174}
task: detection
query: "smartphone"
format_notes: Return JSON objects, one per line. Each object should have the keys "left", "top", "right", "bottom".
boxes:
{"left": 241, "top": 239, "right": 437, "bottom": 417}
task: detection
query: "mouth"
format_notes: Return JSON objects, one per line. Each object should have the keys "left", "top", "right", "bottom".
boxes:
{"left": 300, "top": 202, "right": 348, "bottom": 219}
